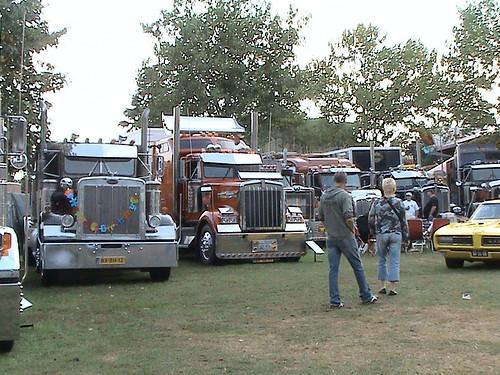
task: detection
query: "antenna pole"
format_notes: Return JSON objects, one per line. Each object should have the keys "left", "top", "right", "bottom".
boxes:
{"left": 18, "top": 11, "right": 26, "bottom": 114}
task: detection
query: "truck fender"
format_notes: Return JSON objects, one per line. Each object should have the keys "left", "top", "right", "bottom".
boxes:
{"left": 195, "top": 211, "right": 217, "bottom": 239}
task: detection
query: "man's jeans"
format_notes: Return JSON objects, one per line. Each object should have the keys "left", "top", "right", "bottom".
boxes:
{"left": 326, "top": 234, "right": 373, "bottom": 304}
{"left": 376, "top": 232, "right": 401, "bottom": 282}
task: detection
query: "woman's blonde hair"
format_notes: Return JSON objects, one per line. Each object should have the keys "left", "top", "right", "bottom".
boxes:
{"left": 382, "top": 178, "right": 397, "bottom": 197}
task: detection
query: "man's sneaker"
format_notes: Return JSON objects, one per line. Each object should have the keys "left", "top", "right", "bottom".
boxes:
{"left": 329, "top": 302, "right": 344, "bottom": 309}
{"left": 362, "top": 295, "right": 378, "bottom": 305}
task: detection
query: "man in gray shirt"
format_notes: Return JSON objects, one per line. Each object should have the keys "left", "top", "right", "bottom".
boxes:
{"left": 319, "top": 172, "right": 377, "bottom": 308}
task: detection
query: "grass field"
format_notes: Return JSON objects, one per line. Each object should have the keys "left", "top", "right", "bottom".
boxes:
{"left": 2, "top": 251, "right": 500, "bottom": 375}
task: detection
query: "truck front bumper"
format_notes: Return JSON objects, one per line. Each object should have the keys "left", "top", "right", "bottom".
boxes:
{"left": 0, "top": 281, "right": 20, "bottom": 342}
{"left": 215, "top": 231, "right": 306, "bottom": 260}
{"left": 41, "top": 241, "right": 178, "bottom": 270}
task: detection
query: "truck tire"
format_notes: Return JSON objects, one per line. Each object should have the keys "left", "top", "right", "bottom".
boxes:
{"left": 445, "top": 258, "right": 464, "bottom": 269}
{"left": 40, "top": 266, "right": 57, "bottom": 286}
{"left": 0, "top": 340, "right": 14, "bottom": 353}
{"left": 197, "top": 224, "right": 218, "bottom": 265}
{"left": 149, "top": 267, "right": 171, "bottom": 282}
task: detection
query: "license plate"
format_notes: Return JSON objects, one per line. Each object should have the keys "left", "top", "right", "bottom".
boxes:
{"left": 252, "top": 239, "right": 278, "bottom": 252}
{"left": 472, "top": 250, "right": 488, "bottom": 257}
{"left": 96, "top": 256, "right": 127, "bottom": 265}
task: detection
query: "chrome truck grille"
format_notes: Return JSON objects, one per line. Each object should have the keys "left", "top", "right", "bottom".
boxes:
{"left": 285, "top": 188, "right": 314, "bottom": 220}
{"left": 77, "top": 177, "right": 145, "bottom": 240}
{"left": 240, "top": 181, "right": 284, "bottom": 231}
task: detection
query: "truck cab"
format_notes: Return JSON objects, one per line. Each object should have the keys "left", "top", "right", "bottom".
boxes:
{"left": 154, "top": 115, "right": 308, "bottom": 264}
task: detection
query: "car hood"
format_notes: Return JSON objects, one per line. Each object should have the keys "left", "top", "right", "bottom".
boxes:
{"left": 435, "top": 219, "right": 500, "bottom": 236}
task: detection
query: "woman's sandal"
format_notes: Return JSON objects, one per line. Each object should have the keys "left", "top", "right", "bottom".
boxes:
{"left": 388, "top": 290, "right": 398, "bottom": 296}
{"left": 378, "top": 287, "right": 387, "bottom": 295}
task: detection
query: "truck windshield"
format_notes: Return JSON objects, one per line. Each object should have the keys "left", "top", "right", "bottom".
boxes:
{"left": 471, "top": 203, "right": 500, "bottom": 220}
{"left": 318, "top": 173, "right": 361, "bottom": 189}
{"left": 471, "top": 167, "right": 500, "bottom": 182}
{"left": 204, "top": 163, "right": 259, "bottom": 178}
{"left": 395, "top": 177, "right": 428, "bottom": 190}
{"left": 64, "top": 157, "right": 135, "bottom": 176}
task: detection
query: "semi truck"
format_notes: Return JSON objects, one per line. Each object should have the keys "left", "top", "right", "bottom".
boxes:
{"left": 149, "top": 110, "right": 308, "bottom": 264}
{"left": 452, "top": 144, "right": 500, "bottom": 210}
{"left": 29, "top": 105, "right": 178, "bottom": 284}
{"left": 262, "top": 153, "right": 381, "bottom": 243}
{"left": 0, "top": 114, "right": 31, "bottom": 352}
{"left": 326, "top": 146, "right": 403, "bottom": 187}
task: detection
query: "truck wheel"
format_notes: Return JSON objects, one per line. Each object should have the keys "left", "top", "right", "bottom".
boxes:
{"left": 198, "top": 225, "right": 218, "bottom": 265}
{"left": 149, "top": 268, "right": 171, "bottom": 282}
{"left": 40, "top": 267, "right": 57, "bottom": 286}
{"left": 0, "top": 340, "right": 14, "bottom": 353}
{"left": 445, "top": 258, "right": 464, "bottom": 269}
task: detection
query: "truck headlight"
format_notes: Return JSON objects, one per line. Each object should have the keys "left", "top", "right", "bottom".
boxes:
{"left": 286, "top": 207, "right": 304, "bottom": 223}
{"left": 61, "top": 214, "right": 75, "bottom": 228}
{"left": 148, "top": 215, "right": 161, "bottom": 228}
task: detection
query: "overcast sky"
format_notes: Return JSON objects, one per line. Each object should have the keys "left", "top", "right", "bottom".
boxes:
{"left": 40, "top": 0, "right": 468, "bottom": 141}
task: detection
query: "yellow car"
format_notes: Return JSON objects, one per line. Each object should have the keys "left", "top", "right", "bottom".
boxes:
{"left": 434, "top": 200, "right": 500, "bottom": 268}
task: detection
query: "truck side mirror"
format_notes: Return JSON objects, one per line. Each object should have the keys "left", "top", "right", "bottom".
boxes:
{"left": 8, "top": 116, "right": 27, "bottom": 154}
{"left": 156, "top": 156, "right": 165, "bottom": 177}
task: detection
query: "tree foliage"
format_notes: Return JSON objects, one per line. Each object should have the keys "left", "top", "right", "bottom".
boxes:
{"left": 309, "top": 24, "right": 442, "bottom": 144}
{"left": 0, "top": 0, "right": 65, "bottom": 160}
{"left": 440, "top": 0, "right": 499, "bottom": 134}
{"left": 126, "top": 0, "right": 307, "bottom": 144}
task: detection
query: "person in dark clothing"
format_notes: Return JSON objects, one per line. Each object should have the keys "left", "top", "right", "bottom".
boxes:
{"left": 423, "top": 190, "right": 439, "bottom": 220}
{"left": 51, "top": 177, "right": 73, "bottom": 215}
{"left": 319, "top": 172, "right": 377, "bottom": 309}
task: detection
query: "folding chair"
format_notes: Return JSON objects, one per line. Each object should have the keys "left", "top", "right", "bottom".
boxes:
{"left": 407, "top": 219, "right": 424, "bottom": 253}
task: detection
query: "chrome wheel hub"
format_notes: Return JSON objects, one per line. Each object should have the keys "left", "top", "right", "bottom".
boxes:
{"left": 200, "top": 231, "right": 213, "bottom": 260}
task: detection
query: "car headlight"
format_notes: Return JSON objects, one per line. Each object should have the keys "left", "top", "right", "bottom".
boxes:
{"left": 61, "top": 214, "right": 75, "bottom": 228}
{"left": 482, "top": 236, "right": 500, "bottom": 246}
{"left": 437, "top": 235, "right": 472, "bottom": 245}
{"left": 148, "top": 215, "right": 161, "bottom": 228}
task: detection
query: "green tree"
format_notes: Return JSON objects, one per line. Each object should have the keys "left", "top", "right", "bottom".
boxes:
{"left": 309, "top": 24, "right": 442, "bottom": 145}
{"left": 0, "top": 0, "right": 65, "bottom": 160}
{"left": 439, "top": 0, "right": 499, "bottom": 134}
{"left": 126, "top": 0, "right": 306, "bottom": 145}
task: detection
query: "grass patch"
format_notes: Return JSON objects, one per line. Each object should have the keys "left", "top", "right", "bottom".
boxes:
{"left": 2, "top": 252, "right": 500, "bottom": 374}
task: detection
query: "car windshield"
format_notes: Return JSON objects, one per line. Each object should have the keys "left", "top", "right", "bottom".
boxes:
{"left": 470, "top": 203, "right": 500, "bottom": 220}
{"left": 319, "top": 173, "right": 361, "bottom": 189}
{"left": 395, "top": 177, "right": 428, "bottom": 190}
{"left": 64, "top": 157, "right": 135, "bottom": 176}
{"left": 471, "top": 167, "right": 500, "bottom": 182}
{"left": 203, "top": 163, "right": 259, "bottom": 178}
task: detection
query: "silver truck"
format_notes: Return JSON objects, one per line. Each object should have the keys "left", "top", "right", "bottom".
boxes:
{"left": 29, "top": 105, "right": 178, "bottom": 284}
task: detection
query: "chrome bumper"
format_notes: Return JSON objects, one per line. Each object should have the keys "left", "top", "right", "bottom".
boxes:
{"left": 41, "top": 241, "right": 178, "bottom": 270}
{"left": 215, "top": 231, "right": 306, "bottom": 259}
{"left": 0, "top": 282, "right": 20, "bottom": 341}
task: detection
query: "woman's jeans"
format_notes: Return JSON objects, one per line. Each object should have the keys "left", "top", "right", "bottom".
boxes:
{"left": 326, "top": 234, "right": 373, "bottom": 304}
{"left": 376, "top": 232, "right": 401, "bottom": 282}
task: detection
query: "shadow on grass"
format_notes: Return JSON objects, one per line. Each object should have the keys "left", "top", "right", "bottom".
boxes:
{"left": 462, "top": 261, "right": 500, "bottom": 271}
